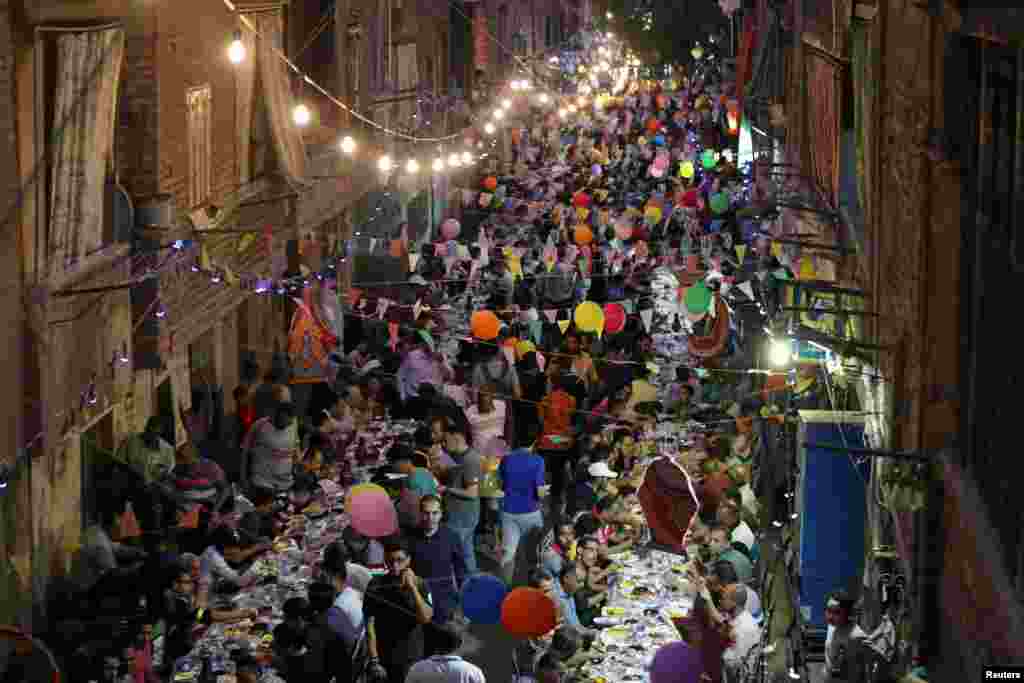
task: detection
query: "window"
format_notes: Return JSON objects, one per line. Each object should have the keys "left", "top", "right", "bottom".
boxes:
{"left": 187, "top": 85, "right": 212, "bottom": 209}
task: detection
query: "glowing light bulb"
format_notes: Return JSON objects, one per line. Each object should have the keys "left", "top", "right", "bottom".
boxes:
{"left": 568, "top": 104, "right": 577, "bottom": 113}
{"left": 559, "top": 109, "right": 567, "bottom": 118}
{"left": 502, "top": 98, "right": 512, "bottom": 109}
{"left": 433, "top": 158, "right": 444, "bottom": 172}
{"left": 539, "top": 93, "right": 550, "bottom": 104}
{"left": 292, "top": 103, "right": 311, "bottom": 127}
{"left": 549, "top": 56, "right": 559, "bottom": 64}
{"left": 607, "top": 32, "right": 614, "bottom": 39}
{"left": 600, "top": 61, "right": 610, "bottom": 71}
{"left": 484, "top": 122, "right": 496, "bottom": 135}
{"left": 523, "top": 81, "right": 532, "bottom": 90}
{"left": 340, "top": 135, "right": 356, "bottom": 155}
{"left": 448, "top": 153, "right": 460, "bottom": 168}
{"left": 769, "top": 339, "right": 792, "bottom": 367}
{"left": 406, "top": 159, "right": 419, "bottom": 174}
{"left": 228, "top": 32, "right": 246, "bottom": 64}
{"left": 510, "top": 80, "right": 520, "bottom": 91}
{"left": 378, "top": 155, "right": 393, "bottom": 172}
{"left": 493, "top": 109, "right": 504, "bottom": 120}
{"left": 606, "top": 11, "right": 613, "bottom": 19}
{"left": 461, "top": 151, "right": 472, "bottom": 164}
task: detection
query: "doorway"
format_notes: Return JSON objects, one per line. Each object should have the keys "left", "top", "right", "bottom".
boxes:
{"left": 155, "top": 378, "right": 175, "bottom": 444}
{"left": 80, "top": 413, "right": 114, "bottom": 530}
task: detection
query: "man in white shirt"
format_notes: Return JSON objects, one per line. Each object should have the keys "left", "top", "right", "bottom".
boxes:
{"left": 405, "top": 624, "right": 485, "bottom": 683}
{"left": 322, "top": 557, "right": 365, "bottom": 653}
{"left": 721, "top": 584, "right": 762, "bottom": 680}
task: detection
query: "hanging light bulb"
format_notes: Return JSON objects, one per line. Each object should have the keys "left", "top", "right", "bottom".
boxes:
{"left": 461, "top": 151, "right": 472, "bottom": 165}
{"left": 433, "top": 158, "right": 444, "bottom": 172}
{"left": 522, "top": 81, "right": 532, "bottom": 90}
{"left": 606, "top": 32, "right": 614, "bottom": 39}
{"left": 293, "top": 103, "right": 312, "bottom": 127}
{"left": 691, "top": 45, "right": 704, "bottom": 60}
{"left": 340, "top": 135, "right": 356, "bottom": 155}
{"left": 538, "top": 93, "right": 550, "bottom": 104}
{"left": 406, "top": 159, "right": 419, "bottom": 174}
{"left": 606, "top": 11, "right": 613, "bottom": 19}
{"left": 493, "top": 108, "right": 504, "bottom": 120}
{"left": 378, "top": 155, "right": 393, "bottom": 172}
{"left": 228, "top": 30, "right": 246, "bottom": 64}
{"left": 769, "top": 338, "right": 793, "bottom": 367}
{"left": 484, "top": 122, "right": 496, "bottom": 135}
{"left": 502, "top": 98, "right": 512, "bottom": 109}
{"left": 599, "top": 61, "right": 610, "bottom": 72}
{"left": 549, "top": 56, "right": 559, "bottom": 64}
{"left": 568, "top": 104, "right": 577, "bottom": 114}
{"left": 558, "top": 108, "right": 567, "bottom": 118}
{"left": 448, "top": 153, "right": 460, "bottom": 168}
{"left": 510, "top": 80, "right": 520, "bottom": 91}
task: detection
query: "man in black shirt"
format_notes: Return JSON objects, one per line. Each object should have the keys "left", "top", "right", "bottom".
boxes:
{"left": 408, "top": 495, "right": 468, "bottom": 656}
{"left": 365, "top": 538, "right": 434, "bottom": 683}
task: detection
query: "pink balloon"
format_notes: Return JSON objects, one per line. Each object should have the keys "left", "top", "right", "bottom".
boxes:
{"left": 650, "top": 165, "right": 665, "bottom": 178}
{"left": 614, "top": 221, "right": 633, "bottom": 240}
{"left": 349, "top": 490, "right": 398, "bottom": 538}
{"left": 441, "top": 219, "right": 461, "bottom": 240}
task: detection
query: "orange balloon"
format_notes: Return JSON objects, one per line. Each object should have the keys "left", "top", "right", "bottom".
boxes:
{"left": 483, "top": 176, "right": 498, "bottom": 191}
{"left": 574, "top": 225, "right": 594, "bottom": 245}
{"left": 646, "top": 117, "right": 659, "bottom": 135}
{"left": 471, "top": 310, "right": 501, "bottom": 340}
{"left": 501, "top": 587, "right": 558, "bottom": 638}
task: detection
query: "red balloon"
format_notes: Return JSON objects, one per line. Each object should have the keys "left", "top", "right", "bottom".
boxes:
{"left": 604, "top": 303, "right": 626, "bottom": 334}
{"left": 681, "top": 189, "right": 699, "bottom": 208}
{"left": 500, "top": 587, "right": 557, "bottom": 638}
{"left": 572, "top": 192, "right": 591, "bottom": 208}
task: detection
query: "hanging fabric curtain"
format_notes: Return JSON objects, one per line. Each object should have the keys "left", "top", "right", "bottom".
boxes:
{"left": 250, "top": 12, "right": 308, "bottom": 186}
{"left": 235, "top": 22, "right": 257, "bottom": 184}
{"left": 48, "top": 27, "right": 124, "bottom": 276}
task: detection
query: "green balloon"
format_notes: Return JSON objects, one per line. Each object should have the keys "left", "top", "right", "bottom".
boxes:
{"left": 685, "top": 281, "right": 712, "bottom": 313}
{"left": 701, "top": 150, "right": 717, "bottom": 169}
{"left": 710, "top": 192, "right": 729, "bottom": 215}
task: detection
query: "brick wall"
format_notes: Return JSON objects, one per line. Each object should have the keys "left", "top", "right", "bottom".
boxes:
{"left": 117, "top": 6, "right": 160, "bottom": 198}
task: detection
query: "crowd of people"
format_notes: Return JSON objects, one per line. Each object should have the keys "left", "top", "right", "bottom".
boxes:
{"left": 32, "top": 34, "right": 876, "bottom": 683}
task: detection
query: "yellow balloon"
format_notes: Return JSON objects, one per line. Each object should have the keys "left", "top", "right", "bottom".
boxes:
{"left": 516, "top": 340, "right": 537, "bottom": 358}
{"left": 644, "top": 206, "right": 662, "bottom": 223}
{"left": 680, "top": 161, "right": 695, "bottom": 178}
{"left": 574, "top": 301, "right": 605, "bottom": 334}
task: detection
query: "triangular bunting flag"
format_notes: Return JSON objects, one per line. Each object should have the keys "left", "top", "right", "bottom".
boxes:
{"left": 390, "top": 239, "right": 404, "bottom": 258}
{"left": 622, "top": 300, "right": 635, "bottom": 314}
{"left": 735, "top": 244, "right": 747, "bottom": 262}
{"left": 198, "top": 245, "right": 211, "bottom": 271}
{"left": 770, "top": 241, "right": 783, "bottom": 259}
{"left": 557, "top": 320, "right": 571, "bottom": 335}
{"left": 799, "top": 256, "right": 816, "bottom": 280}
{"left": 640, "top": 308, "right": 654, "bottom": 333}
{"left": 413, "top": 299, "right": 423, "bottom": 321}
{"left": 528, "top": 320, "right": 544, "bottom": 344}
{"left": 738, "top": 281, "right": 755, "bottom": 300}
{"left": 409, "top": 253, "right": 420, "bottom": 272}
{"left": 377, "top": 299, "right": 390, "bottom": 320}
{"left": 368, "top": 238, "right": 377, "bottom": 253}
{"left": 544, "top": 310, "right": 558, "bottom": 323}
{"left": 501, "top": 344, "right": 516, "bottom": 366}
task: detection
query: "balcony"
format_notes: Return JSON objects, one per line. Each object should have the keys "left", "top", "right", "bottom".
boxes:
{"left": 21, "top": 0, "right": 130, "bottom": 26}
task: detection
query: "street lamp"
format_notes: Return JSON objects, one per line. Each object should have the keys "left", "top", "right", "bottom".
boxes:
{"left": 228, "top": 31, "right": 246, "bottom": 64}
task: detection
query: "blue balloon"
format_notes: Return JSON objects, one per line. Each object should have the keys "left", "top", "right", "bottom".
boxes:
{"left": 461, "top": 574, "right": 509, "bottom": 625}
{"left": 654, "top": 135, "right": 666, "bottom": 146}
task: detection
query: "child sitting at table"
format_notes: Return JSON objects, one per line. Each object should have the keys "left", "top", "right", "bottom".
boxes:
{"left": 573, "top": 537, "right": 609, "bottom": 628}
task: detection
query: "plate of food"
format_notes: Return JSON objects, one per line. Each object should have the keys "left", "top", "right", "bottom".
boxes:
{"left": 601, "top": 626, "right": 632, "bottom": 642}
{"left": 602, "top": 606, "right": 627, "bottom": 617}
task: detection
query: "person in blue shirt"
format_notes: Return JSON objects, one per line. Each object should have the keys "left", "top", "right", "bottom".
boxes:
{"left": 498, "top": 429, "right": 548, "bottom": 582}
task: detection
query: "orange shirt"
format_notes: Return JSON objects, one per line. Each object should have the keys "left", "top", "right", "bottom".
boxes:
{"left": 538, "top": 389, "right": 576, "bottom": 450}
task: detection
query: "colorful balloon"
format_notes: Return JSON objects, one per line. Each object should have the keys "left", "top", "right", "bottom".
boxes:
{"left": 471, "top": 310, "right": 501, "bottom": 340}
{"left": 500, "top": 587, "right": 558, "bottom": 638}
{"left": 701, "top": 149, "right": 718, "bottom": 169}
{"left": 680, "top": 161, "right": 695, "bottom": 179}
{"left": 710, "top": 192, "right": 729, "bottom": 215}
{"left": 346, "top": 485, "right": 398, "bottom": 538}
{"left": 574, "top": 301, "right": 605, "bottom": 334}
{"left": 684, "top": 281, "right": 712, "bottom": 313}
{"left": 483, "top": 176, "right": 498, "bottom": 191}
{"left": 614, "top": 220, "right": 634, "bottom": 240}
{"left": 574, "top": 225, "right": 594, "bottom": 245}
{"left": 603, "top": 303, "right": 626, "bottom": 334}
{"left": 463, "top": 574, "right": 509, "bottom": 625}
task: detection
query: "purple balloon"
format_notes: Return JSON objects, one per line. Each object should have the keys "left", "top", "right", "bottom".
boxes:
{"left": 649, "top": 641, "right": 703, "bottom": 683}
